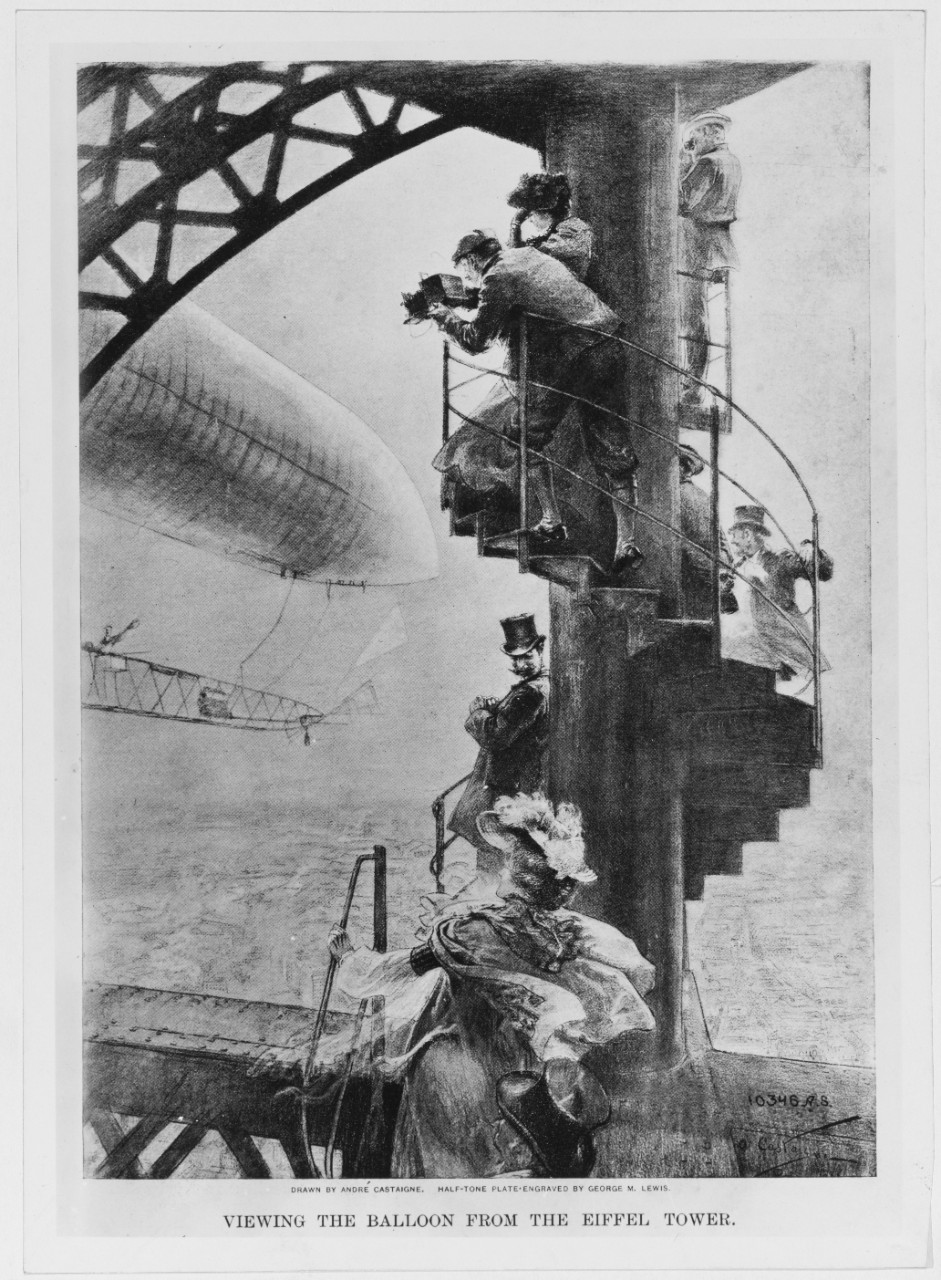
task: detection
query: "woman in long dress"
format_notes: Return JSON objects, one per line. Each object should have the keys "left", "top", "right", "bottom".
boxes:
{"left": 327, "top": 794, "right": 656, "bottom": 1178}
{"left": 432, "top": 173, "right": 596, "bottom": 502}
{"left": 507, "top": 172, "right": 593, "bottom": 282}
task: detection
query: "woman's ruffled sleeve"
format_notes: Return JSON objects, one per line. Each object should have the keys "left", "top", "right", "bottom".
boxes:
{"left": 569, "top": 915, "right": 657, "bottom": 996}
{"left": 334, "top": 947, "right": 421, "bottom": 1009}
{"left": 328, "top": 947, "right": 450, "bottom": 1076}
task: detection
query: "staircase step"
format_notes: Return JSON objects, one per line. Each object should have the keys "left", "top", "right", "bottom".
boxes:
{"left": 686, "top": 763, "right": 811, "bottom": 811}
{"left": 685, "top": 703, "right": 816, "bottom": 767}
{"left": 479, "top": 529, "right": 521, "bottom": 559}
{"left": 676, "top": 661, "right": 780, "bottom": 709}
{"left": 450, "top": 509, "right": 479, "bottom": 537}
{"left": 685, "top": 868, "right": 706, "bottom": 902}
{"left": 684, "top": 841, "right": 743, "bottom": 901}
{"left": 701, "top": 842, "right": 744, "bottom": 878}
{"left": 687, "top": 807, "right": 780, "bottom": 844}
{"left": 528, "top": 554, "right": 607, "bottom": 592}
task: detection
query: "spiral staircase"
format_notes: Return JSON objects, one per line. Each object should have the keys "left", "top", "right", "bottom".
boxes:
{"left": 440, "top": 462, "right": 819, "bottom": 908}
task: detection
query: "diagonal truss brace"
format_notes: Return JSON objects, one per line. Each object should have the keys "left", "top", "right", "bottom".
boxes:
{"left": 79, "top": 62, "right": 457, "bottom": 396}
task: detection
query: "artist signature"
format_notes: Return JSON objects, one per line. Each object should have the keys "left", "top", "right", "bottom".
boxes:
{"left": 736, "top": 1113, "right": 863, "bottom": 1176}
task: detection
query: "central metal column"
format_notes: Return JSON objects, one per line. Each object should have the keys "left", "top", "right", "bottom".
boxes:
{"left": 546, "top": 89, "right": 682, "bottom": 611}
{"left": 545, "top": 90, "right": 688, "bottom": 1064}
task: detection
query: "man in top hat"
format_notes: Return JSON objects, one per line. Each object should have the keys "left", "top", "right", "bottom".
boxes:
{"left": 724, "top": 504, "right": 833, "bottom": 681}
{"left": 428, "top": 229, "right": 643, "bottom": 574}
{"left": 447, "top": 613, "right": 550, "bottom": 869}
{"left": 678, "top": 111, "right": 742, "bottom": 410}
{"left": 678, "top": 445, "right": 736, "bottom": 618}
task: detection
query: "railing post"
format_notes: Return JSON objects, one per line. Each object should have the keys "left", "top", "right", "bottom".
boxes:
{"left": 811, "top": 515, "right": 823, "bottom": 764}
{"left": 709, "top": 400, "right": 722, "bottom": 666}
{"left": 518, "top": 313, "right": 530, "bottom": 574}
{"left": 441, "top": 341, "right": 450, "bottom": 445}
{"left": 431, "top": 798, "right": 445, "bottom": 894}
{"left": 722, "top": 270, "right": 733, "bottom": 433}
{"left": 372, "top": 845, "right": 387, "bottom": 954}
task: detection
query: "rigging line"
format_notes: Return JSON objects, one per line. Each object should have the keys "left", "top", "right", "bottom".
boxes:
{"left": 322, "top": 677, "right": 377, "bottom": 721}
{"left": 263, "top": 591, "right": 335, "bottom": 691}
{"left": 238, "top": 575, "right": 297, "bottom": 680}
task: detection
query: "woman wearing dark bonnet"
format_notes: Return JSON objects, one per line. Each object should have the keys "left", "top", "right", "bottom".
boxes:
{"left": 507, "top": 172, "right": 593, "bottom": 281}
{"left": 326, "top": 794, "right": 655, "bottom": 1178}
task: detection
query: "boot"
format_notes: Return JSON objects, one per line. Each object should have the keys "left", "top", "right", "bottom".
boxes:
{"left": 611, "top": 485, "right": 644, "bottom": 574}
{"left": 528, "top": 463, "right": 565, "bottom": 538}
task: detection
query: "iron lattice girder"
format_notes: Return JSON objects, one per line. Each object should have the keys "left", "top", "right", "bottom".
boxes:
{"left": 81, "top": 645, "right": 324, "bottom": 733}
{"left": 78, "top": 62, "right": 457, "bottom": 395}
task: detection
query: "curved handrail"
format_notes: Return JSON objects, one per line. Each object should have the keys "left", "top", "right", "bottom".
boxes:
{"left": 441, "top": 307, "right": 824, "bottom": 761}
{"left": 447, "top": 349, "right": 804, "bottom": 560}
{"left": 520, "top": 311, "right": 823, "bottom": 735}
{"left": 430, "top": 770, "right": 473, "bottom": 890}
{"left": 522, "top": 312, "right": 818, "bottom": 518}
{"left": 446, "top": 399, "right": 815, "bottom": 661}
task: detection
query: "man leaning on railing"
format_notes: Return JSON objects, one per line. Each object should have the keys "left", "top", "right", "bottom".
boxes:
{"left": 428, "top": 229, "right": 644, "bottom": 574}
{"left": 725, "top": 504, "right": 833, "bottom": 685}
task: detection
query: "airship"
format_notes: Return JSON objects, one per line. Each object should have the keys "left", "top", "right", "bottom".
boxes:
{"left": 80, "top": 301, "right": 439, "bottom": 586}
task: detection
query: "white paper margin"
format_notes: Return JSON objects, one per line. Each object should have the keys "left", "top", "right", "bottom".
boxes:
{"left": 9, "top": 4, "right": 933, "bottom": 1277}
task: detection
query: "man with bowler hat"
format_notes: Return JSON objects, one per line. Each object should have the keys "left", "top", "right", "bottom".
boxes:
{"left": 448, "top": 614, "right": 550, "bottom": 868}
{"left": 724, "top": 504, "right": 833, "bottom": 682}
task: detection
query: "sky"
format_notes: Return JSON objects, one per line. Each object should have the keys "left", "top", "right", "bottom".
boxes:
{"left": 82, "top": 61, "right": 869, "bottom": 816}
{"left": 80, "top": 61, "right": 873, "bottom": 1060}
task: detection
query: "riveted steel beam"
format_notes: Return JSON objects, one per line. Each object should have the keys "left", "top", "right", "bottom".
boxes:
{"left": 78, "top": 62, "right": 457, "bottom": 395}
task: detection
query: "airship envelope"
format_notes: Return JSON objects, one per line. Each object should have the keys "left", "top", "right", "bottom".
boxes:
{"left": 81, "top": 303, "right": 439, "bottom": 586}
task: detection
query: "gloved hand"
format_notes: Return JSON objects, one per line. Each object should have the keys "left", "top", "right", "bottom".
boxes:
{"left": 328, "top": 925, "right": 354, "bottom": 962}
{"left": 427, "top": 303, "right": 454, "bottom": 327}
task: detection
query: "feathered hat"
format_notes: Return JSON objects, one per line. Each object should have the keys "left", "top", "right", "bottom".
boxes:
{"left": 477, "top": 793, "right": 597, "bottom": 883}
{"left": 507, "top": 172, "right": 572, "bottom": 214}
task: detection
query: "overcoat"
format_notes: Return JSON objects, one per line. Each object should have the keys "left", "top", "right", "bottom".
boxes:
{"left": 523, "top": 216, "right": 593, "bottom": 281}
{"left": 679, "top": 142, "right": 743, "bottom": 271}
{"left": 448, "top": 672, "right": 550, "bottom": 851}
{"left": 433, "top": 247, "right": 636, "bottom": 494}
{"left": 723, "top": 545, "right": 834, "bottom": 673}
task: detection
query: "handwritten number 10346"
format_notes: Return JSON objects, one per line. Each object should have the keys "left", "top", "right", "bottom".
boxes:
{"left": 748, "top": 1094, "right": 830, "bottom": 1108}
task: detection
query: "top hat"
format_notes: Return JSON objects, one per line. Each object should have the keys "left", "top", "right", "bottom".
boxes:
{"left": 500, "top": 613, "right": 545, "bottom": 656}
{"left": 678, "top": 444, "right": 706, "bottom": 477}
{"left": 452, "top": 229, "right": 501, "bottom": 266}
{"left": 497, "top": 1058, "right": 611, "bottom": 1177}
{"left": 507, "top": 172, "right": 572, "bottom": 214}
{"left": 730, "top": 504, "right": 771, "bottom": 536}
